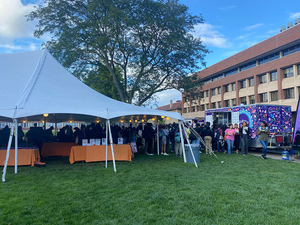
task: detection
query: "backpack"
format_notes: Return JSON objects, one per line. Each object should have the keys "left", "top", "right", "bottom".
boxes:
{"left": 189, "top": 132, "right": 197, "bottom": 140}
{"left": 214, "top": 129, "right": 220, "bottom": 139}
{"left": 175, "top": 133, "right": 181, "bottom": 143}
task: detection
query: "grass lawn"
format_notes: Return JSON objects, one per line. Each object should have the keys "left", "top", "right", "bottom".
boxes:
{"left": 1, "top": 150, "right": 300, "bottom": 225}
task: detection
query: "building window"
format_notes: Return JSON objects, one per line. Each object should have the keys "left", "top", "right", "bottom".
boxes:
{"left": 298, "top": 65, "right": 300, "bottom": 75}
{"left": 249, "top": 78, "right": 254, "bottom": 87}
{"left": 225, "top": 68, "right": 238, "bottom": 77}
{"left": 201, "top": 105, "right": 205, "bottom": 111}
{"left": 212, "top": 102, "right": 216, "bottom": 109}
{"left": 206, "top": 90, "right": 209, "bottom": 97}
{"left": 217, "top": 101, "right": 222, "bottom": 108}
{"left": 224, "top": 84, "right": 230, "bottom": 92}
{"left": 184, "top": 108, "right": 187, "bottom": 113}
{"left": 192, "top": 106, "right": 196, "bottom": 112}
{"left": 240, "top": 61, "right": 256, "bottom": 72}
{"left": 224, "top": 100, "right": 230, "bottom": 107}
{"left": 232, "top": 83, "right": 236, "bottom": 91}
{"left": 271, "top": 91, "right": 278, "bottom": 101}
{"left": 212, "top": 75, "right": 223, "bottom": 82}
{"left": 240, "top": 80, "right": 247, "bottom": 89}
{"left": 260, "top": 93, "right": 268, "bottom": 103}
{"left": 259, "top": 74, "right": 267, "bottom": 84}
{"left": 249, "top": 95, "right": 255, "bottom": 104}
{"left": 203, "top": 79, "right": 212, "bottom": 85}
{"left": 212, "top": 89, "right": 216, "bottom": 96}
{"left": 283, "top": 67, "right": 294, "bottom": 78}
{"left": 270, "top": 71, "right": 277, "bottom": 81}
{"left": 217, "top": 87, "right": 221, "bottom": 94}
{"left": 232, "top": 98, "right": 236, "bottom": 106}
{"left": 205, "top": 104, "right": 209, "bottom": 109}
{"left": 283, "top": 47, "right": 296, "bottom": 56}
{"left": 297, "top": 44, "right": 300, "bottom": 52}
{"left": 284, "top": 88, "right": 295, "bottom": 99}
{"left": 240, "top": 97, "right": 247, "bottom": 104}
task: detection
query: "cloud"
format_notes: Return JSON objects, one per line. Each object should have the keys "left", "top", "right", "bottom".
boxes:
{"left": 243, "top": 23, "right": 264, "bottom": 31}
{"left": 192, "top": 23, "right": 232, "bottom": 48}
{"left": 219, "top": 5, "right": 237, "bottom": 11}
{"left": 153, "top": 89, "right": 182, "bottom": 108}
{"left": 0, "top": 0, "right": 37, "bottom": 40}
{"left": 289, "top": 12, "right": 300, "bottom": 19}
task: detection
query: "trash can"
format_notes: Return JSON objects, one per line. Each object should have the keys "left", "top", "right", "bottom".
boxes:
{"left": 184, "top": 144, "right": 200, "bottom": 164}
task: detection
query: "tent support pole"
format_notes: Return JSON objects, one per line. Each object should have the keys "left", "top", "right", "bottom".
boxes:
{"left": 105, "top": 120, "right": 108, "bottom": 168}
{"left": 157, "top": 119, "right": 159, "bottom": 155}
{"left": 181, "top": 121, "right": 198, "bottom": 168}
{"left": 108, "top": 120, "right": 117, "bottom": 173}
{"left": 14, "top": 119, "right": 18, "bottom": 174}
{"left": 2, "top": 119, "right": 16, "bottom": 182}
{"left": 179, "top": 120, "right": 187, "bottom": 163}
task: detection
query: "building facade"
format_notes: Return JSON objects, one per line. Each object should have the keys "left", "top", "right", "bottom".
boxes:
{"left": 156, "top": 100, "right": 182, "bottom": 123}
{"left": 183, "top": 19, "right": 300, "bottom": 123}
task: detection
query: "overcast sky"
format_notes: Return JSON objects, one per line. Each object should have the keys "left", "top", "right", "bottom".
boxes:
{"left": 1, "top": 0, "right": 300, "bottom": 108}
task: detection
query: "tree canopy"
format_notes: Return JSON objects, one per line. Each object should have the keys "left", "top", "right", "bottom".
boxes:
{"left": 28, "top": 0, "right": 209, "bottom": 105}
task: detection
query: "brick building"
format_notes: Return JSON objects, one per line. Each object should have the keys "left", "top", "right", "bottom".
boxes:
{"left": 156, "top": 100, "right": 182, "bottom": 123}
{"left": 183, "top": 19, "right": 300, "bottom": 123}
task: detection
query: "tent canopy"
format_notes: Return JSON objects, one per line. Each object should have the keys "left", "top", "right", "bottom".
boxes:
{"left": 0, "top": 50, "right": 184, "bottom": 123}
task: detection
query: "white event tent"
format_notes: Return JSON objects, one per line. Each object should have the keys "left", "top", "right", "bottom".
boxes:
{"left": 0, "top": 50, "right": 197, "bottom": 182}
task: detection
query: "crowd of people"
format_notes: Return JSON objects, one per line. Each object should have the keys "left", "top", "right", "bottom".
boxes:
{"left": 0, "top": 120, "right": 270, "bottom": 159}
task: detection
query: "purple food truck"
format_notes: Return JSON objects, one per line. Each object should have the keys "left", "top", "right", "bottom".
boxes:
{"left": 205, "top": 104, "right": 292, "bottom": 149}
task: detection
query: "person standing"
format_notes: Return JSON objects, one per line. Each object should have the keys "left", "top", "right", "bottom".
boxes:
{"left": 240, "top": 121, "right": 250, "bottom": 155}
{"left": 174, "top": 127, "right": 183, "bottom": 157}
{"left": 160, "top": 125, "right": 169, "bottom": 155}
{"left": 203, "top": 125, "right": 213, "bottom": 154}
{"left": 256, "top": 121, "right": 270, "bottom": 159}
{"left": 215, "top": 125, "right": 225, "bottom": 153}
{"left": 234, "top": 124, "right": 240, "bottom": 154}
{"left": 225, "top": 124, "right": 235, "bottom": 154}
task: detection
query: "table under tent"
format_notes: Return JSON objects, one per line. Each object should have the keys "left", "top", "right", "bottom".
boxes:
{"left": 0, "top": 50, "right": 197, "bottom": 182}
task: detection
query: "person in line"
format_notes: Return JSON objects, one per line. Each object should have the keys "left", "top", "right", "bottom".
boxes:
{"left": 174, "top": 127, "right": 182, "bottom": 157}
{"left": 215, "top": 125, "right": 225, "bottom": 153}
{"left": 203, "top": 125, "right": 213, "bottom": 154}
{"left": 160, "top": 125, "right": 169, "bottom": 155}
{"left": 144, "top": 123, "right": 154, "bottom": 155}
{"left": 240, "top": 121, "right": 250, "bottom": 156}
{"left": 234, "top": 123, "right": 241, "bottom": 154}
{"left": 225, "top": 124, "right": 235, "bottom": 154}
{"left": 256, "top": 121, "right": 270, "bottom": 159}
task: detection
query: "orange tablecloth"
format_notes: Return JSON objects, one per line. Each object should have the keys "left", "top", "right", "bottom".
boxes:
{"left": 69, "top": 145, "right": 132, "bottom": 164}
{"left": 0, "top": 148, "right": 40, "bottom": 167}
{"left": 41, "top": 142, "right": 78, "bottom": 157}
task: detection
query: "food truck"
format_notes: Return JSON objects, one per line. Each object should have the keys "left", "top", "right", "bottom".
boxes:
{"left": 205, "top": 104, "right": 292, "bottom": 149}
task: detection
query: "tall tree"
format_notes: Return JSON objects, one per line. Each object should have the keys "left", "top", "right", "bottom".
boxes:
{"left": 28, "top": 0, "right": 209, "bottom": 105}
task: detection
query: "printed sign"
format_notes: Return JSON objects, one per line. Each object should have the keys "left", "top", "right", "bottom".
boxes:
{"left": 232, "top": 112, "right": 239, "bottom": 125}
{"left": 95, "top": 139, "right": 101, "bottom": 145}
{"left": 82, "top": 139, "right": 88, "bottom": 146}
{"left": 102, "top": 138, "right": 107, "bottom": 145}
{"left": 89, "top": 139, "right": 95, "bottom": 146}
{"left": 118, "top": 138, "right": 123, "bottom": 145}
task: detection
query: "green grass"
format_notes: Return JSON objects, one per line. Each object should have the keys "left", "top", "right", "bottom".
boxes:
{"left": 1, "top": 151, "right": 300, "bottom": 225}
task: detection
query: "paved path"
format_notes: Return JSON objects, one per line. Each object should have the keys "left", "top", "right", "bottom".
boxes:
{"left": 249, "top": 151, "right": 300, "bottom": 163}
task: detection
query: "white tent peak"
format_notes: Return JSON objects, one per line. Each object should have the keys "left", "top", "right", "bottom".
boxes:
{"left": 0, "top": 49, "right": 184, "bottom": 122}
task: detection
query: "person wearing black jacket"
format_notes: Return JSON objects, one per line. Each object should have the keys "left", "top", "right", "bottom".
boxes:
{"left": 203, "top": 125, "right": 213, "bottom": 154}
{"left": 240, "top": 121, "right": 250, "bottom": 155}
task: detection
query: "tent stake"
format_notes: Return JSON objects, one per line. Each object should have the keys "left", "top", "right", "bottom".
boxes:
{"left": 2, "top": 120, "right": 16, "bottom": 182}
{"left": 108, "top": 120, "right": 117, "bottom": 173}
{"left": 105, "top": 120, "right": 108, "bottom": 168}
{"left": 179, "top": 120, "right": 187, "bottom": 163}
{"left": 14, "top": 119, "right": 18, "bottom": 174}
{"left": 157, "top": 119, "right": 159, "bottom": 155}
